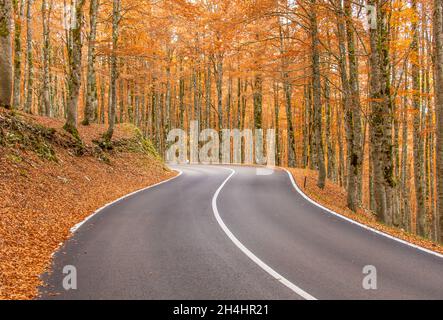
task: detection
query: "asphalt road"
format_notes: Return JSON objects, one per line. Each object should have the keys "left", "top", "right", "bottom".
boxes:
{"left": 40, "top": 165, "right": 443, "bottom": 300}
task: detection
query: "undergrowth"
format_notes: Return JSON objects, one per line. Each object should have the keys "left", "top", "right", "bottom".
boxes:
{"left": 0, "top": 109, "right": 161, "bottom": 164}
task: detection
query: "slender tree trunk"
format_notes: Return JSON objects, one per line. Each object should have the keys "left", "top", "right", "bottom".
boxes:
{"left": 179, "top": 59, "right": 185, "bottom": 129}
{"left": 337, "top": 100, "right": 345, "bottom": 187}
{"left": 24, "top": 0, "right": 33, "bottom": 113}
{"left": 12, "top": 0, "right": 24, "bottom": 109}
{"left": 306, "top": 84, "right": 316, "bottom": 169}
{"left": 369, "top": 0, "right": 395, "bottom": 224}
{"left": 226, "top": 74, "right": 232, "bottom": 129}
{"left": 310, "top": 0, "right": 326, "bottom": 188}
{"left": 279, "top": 0, "right": 296, "bottom": 168}
{"left": 345, "top": 0, "right": 364, "bottom": 209}
{"left": 118, "top": 73, "right": 124, "bottom": 123}
{"left": 283, "top": 73, "right": 296, "bottom": 167}
{"left": 105, "top": 0, "right": 120, "bottom": 141}
{"left": 41, "top": 0, "right": 51, "bottom": 116}
{"left": 237, "top": 76, "right": 241, "bottom": 130}
{"left": 325, "top": 78, "right": 336, "bottom": 182}
{"left": 0, "top": 0, "right": 12, "bottom": 109}
{"left": 302, "top": 85, "right": 309, "bottom": 167}
{"left": 64, "top": 0, "right": 85, "bottom": 136}
{"left": 253, "top": 74, "right": 263, "bottom": 130}
{"left": 205, "top": 60, "right": 211, "bottom": 129}
{"left": 434, "top": 0, "right": 443, "bottom": 243}
{"left": 99, "top": 74, "right": 105, "bottom": 124}
{"left": 165, "top": 55, "right": 172, "bottom": 132}
{"left": 83, "top": 0, "right": 99, "bottom": 125}
{"left": 215, "top": 55, "right": 223, "bottom": 131}
{"left": 401, "top": 63, "right": 411, "bottom": 231}
{"left": 274, "top": 81, "right": 281, "bottom": 166}
{"left": 193, "top": 66, "right": 198, "bottom": 121}
{"left": 412, "top": 0, "right": 427, "bottom": 236}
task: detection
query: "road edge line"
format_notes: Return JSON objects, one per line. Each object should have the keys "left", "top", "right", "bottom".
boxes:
{"left": 212, "top": 167, "right": 317, "bottom": 300}
{"left": 283, "top": 168, "right": 443, "bottom": 260}
{"left": 70, "top": 169, "right": 183, "bottom": 234}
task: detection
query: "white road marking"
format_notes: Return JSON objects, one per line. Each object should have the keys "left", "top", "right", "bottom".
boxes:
{"left": 70, "top": 170, "right": 183, "bottom": 233}
{"left": 283, "top": 168, "right": 443, "bottom": 260}
{"left": 212, "top": 167, "right": 317, "bottom": 301}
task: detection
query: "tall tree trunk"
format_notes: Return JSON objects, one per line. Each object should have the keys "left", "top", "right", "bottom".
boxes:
{"left": 118, "top": 72, "right": 124, "bottom": 123}
{"left": 0, "top": 0, "right": 12, "bottom": 109}
{"left": 215, "top": 54, "right": 223, "bottom": 131}
{"left": 179, "top": 59, "right": 185, "bottom": 129}
{"left": 193, "top": 66, "right": 199, "bottom": 121}
{"left": 283, "top": 72, "right": 296, "bottom": 167}
{"left": 434, "top": 0, "right": 443, "bottom": 244}
{"left": 83, "top": 0, "right": 99, "bottom": 125}
{"left": 205, "top": 60, "right": 211, "bottom": 129}
{"left": 12, "top": 0, "right": 24, "bottom": 109}
{"left": 226, "top": 74, "right": 232, "bottom": 129}
{"left": 253, "top": 72, "right": 263, "bottom": 164}
{"left": 24, "top": 0, "right": 33, "bottom": 113}
{"left": 401, "top": 63, "right": 411, "bottom": 231}
{"left": 310, "top": 0, "right": 326, "bottom": 188}
{"left": 99, "top": 74, "right": 105, "bottom": 124}
{"left": 368, "top": 0, "right": 395, "bottom": 224}
{"left": 41, "top": 0, "right": 51, "bottom": 116}
{"left": 237, "top": 77, "right": 241, "bottom": 130}
{"left": 64, "top": 0, "right": 85, "bottom": 136}
{"left": 302, "top": 85, "right": 309, "bottom": 167}
{"left": 105, "top": 0, "right": 120, "bottom": 141}
{"left": 337, "top": 101, "right": 345, "bottom": 187}
{"left": 306, "top": 84, "right": 316, "bottom": 169}
{"left": 279, "top": 22, "right": 296, "bottom": 167}
{"left": 165, "top": 53, "right": 172, "bottom": 132}
{"left": 325, "top": 78, "right": 336, "bottom": 182}
{"left": 345, "top": 0, "right": 364, "bottom": 209}
{"left": 412, "top": 0, "right": 427, "bottom": 236}
{"left": 273, "top": 81, "right": 281, "bottom": 166}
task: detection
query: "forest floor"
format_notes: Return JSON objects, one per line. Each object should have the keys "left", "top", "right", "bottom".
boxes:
{"left": 288, "top": 168, "right": 443, "bottom": 256}
{"left": 0, "top": 108, "right": 175, "bottom": 300}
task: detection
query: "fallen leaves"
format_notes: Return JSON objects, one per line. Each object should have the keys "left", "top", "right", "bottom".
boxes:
{"left": 0, "top": 112, "right": 175, "bottom": 300}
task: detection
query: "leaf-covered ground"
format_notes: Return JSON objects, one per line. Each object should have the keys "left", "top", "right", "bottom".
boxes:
{"left": 0, "top": 109, "right": 175, "bottom": 300}
{"left": 288, "top": 168, "right": 443, "bottom": 256}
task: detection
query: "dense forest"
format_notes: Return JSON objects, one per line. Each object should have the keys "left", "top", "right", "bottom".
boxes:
{"left": 0, "top": 0, "right": 442, "bottom": 245}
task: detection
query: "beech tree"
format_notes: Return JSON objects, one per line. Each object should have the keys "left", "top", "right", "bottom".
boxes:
{"left": 64, "top": 0, "right": 85, "bottom": 136}
{"left": 0, "top": 0, "right": 12, "bottom": 109}
{"left": 0, "top": 0, "right": 442, "bottom": 244}
{"left": 24, "top": 0, "right": 32, "bottom": 113}
{"left": 434, "top": 0, "right": 443, "bottom": 243}
{"left": 310, "top": 0, "right": 326, "bottom": 189}
{"left": 104, "top": 0, "right": 120, "bottom": 141}
{"left": 368, "top": 0, "right": 396, "bottom": 224}
{"left": 83, "top": 0, "right": 99, "bottom": 125}
{"left": 12, "top": 0, "right": 25, "bottom": 109}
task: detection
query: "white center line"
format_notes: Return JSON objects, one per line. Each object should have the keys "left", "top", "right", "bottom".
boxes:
{"left": 211, "top": 167, "right": 317, "bottom": 301}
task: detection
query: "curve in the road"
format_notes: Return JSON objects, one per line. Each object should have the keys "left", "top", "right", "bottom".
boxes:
{"left": 39, "top": 165, "right": 443, "bottom": 300}
{"left": 283, "top": 168, "right": 443, "bottom": 260}
{"left": 212, "top": 167, "right": 316, "bottom": 300}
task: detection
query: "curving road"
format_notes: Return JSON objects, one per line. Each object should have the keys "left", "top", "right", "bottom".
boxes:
{"left": 40, "top": 165, "right": 443, "bottom": 300}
